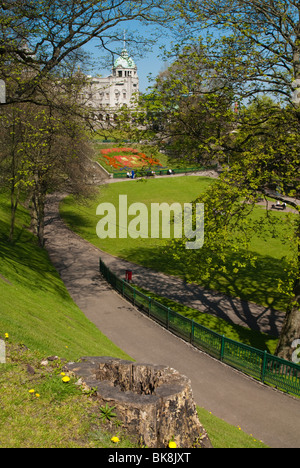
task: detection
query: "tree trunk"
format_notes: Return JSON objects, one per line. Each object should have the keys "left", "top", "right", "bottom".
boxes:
{"left": 8, "top": 172, "right": 19, "bottom": 242}
{"left": 276, "top": 220, "right": 300, "bottom": 361}
{"left": 37, "top": 190, "right": 46, "bottom": 247}
{"left": 30, "top": 180, "right": 47, "bottom": 247}
{"left": 9, "top": 193, "right": 19, "bottom": 242}
{"left": 8, "top": 118, "right": 19, "bottom": 243}
{"left": 275, "top": 280, "right": 300, "bottom": 362}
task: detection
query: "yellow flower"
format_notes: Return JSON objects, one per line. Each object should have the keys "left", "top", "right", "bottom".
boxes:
{"left": 29, "top": 389, "right": 35, "bottom": 394}
{"left": 4, "top": 333, "right": 9, "bottom": 339}
{"left": 111, "top": 436, "right": 120, "bottom": 444}
{"left": 60, "top": 372, "right": 65, "bottom": 376}
{"left": 62, "top": 376, "right": 70, "bottom": 383}
{"left": 168, "top": 441, "right": 177, "bottom": 448}
{"left": 35, "top": 393, "right": 40, "bottom": 398}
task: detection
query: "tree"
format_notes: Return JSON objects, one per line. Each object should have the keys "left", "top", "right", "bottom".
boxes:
{"left": 0, "top": 69, "right": 96, "bottom": 246}
{"left": 174, "top": 0, "right": 300, "bottom": 110}
{"left": 227, "top": 99, "right": 300, "bottom": 360}
{"left": 124, "top": 41, "right": 237, "bottom": 165}
{"left": 0, "top": 0, "right": 177, "bottom": 244}
{"left": 166, "top": 96, "right": 299, "bottom": 361}
{"left": 0, "top": 0, "right": 174, "bottom": 106}
{"left": 0, "top": 102, "right": 25, "bottom": 241}
{"left": 163, "top": 1, "right": 300, "bottom": 360}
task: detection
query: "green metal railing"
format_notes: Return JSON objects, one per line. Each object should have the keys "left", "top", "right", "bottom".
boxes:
{"left": 99, "top": 258, "right": 300, "bottom": 397}
{"left": 112, "top": 165, "right": 217, "bottom": 179}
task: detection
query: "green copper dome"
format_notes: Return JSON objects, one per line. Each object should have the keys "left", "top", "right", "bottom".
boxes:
{"left": 114, "top": 48, "right": 136, "bottom": 69}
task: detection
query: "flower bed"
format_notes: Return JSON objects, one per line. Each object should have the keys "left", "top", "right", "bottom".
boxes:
{"left": 99, "top": 147, "right": 163, "bottom": 172}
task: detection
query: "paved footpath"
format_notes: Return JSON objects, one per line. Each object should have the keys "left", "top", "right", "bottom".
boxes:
{"left": 44, "top": 193, "right": 300, "bottom": 448}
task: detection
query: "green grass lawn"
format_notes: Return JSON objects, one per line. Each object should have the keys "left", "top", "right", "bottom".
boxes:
{"left": 60, "top": 176, "right": 294, "bottom": 314}
{"left": 60, "top": 176, "right": 214, "bottom": 257}
{"left": 196, "top": 408, "right": 267, "bottom": 448}
{"left": 0, "top": 187, "right": 269, "bottom": 448}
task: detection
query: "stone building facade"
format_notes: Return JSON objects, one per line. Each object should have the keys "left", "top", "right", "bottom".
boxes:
{"left": 85, "top": 47, "right": 139, "bottom": 122}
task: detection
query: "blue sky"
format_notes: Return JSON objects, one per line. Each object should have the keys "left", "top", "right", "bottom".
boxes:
{"left": 82, "top": 22, "right": 174, "bottom": 93}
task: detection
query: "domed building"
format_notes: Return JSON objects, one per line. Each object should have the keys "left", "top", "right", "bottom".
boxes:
{"left": 85, "top": 45, "right": 139, "bottom": 122}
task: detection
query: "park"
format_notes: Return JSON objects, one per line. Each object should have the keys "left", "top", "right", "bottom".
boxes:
{"left": 0, "top": 0, "right": 300, "bottom": 450}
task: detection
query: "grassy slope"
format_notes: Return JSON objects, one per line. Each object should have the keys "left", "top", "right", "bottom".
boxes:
{"left": 0, "top": 193, "right": 130, "bottom": 361}
{"left": 0, "top": 190, "right": 268, "bottom": 448}
{"left": 0, "top": 191, "right": 135, "bottom": 447}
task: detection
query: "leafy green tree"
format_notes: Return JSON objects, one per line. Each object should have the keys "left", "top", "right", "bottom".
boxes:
{"left": 167, "top": 0, "right": 300, "bottom": 360}
{"left": 168, "top": 97, "right": 299, "bottom": 361}
{"left": 0, "top": 72, "right": 95, "bottom": 246}
{"left": 124, "top": 41, "right": 237, "bottom": 165}
{"left": 174, "top": 0, "right": 300, "bottom": 109}
{"left": 0, "top": 0, "right": 178, "bottom": 244}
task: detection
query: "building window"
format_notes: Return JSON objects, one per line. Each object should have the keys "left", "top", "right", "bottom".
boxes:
{"left": 118, "top": 70, "right": 122, "bottom": 77}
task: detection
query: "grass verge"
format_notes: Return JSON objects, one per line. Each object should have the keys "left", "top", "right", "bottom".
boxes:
{"left": 0, "top": 341, "right": 268, "bottom": 448}
{"left": 0, "top": 341, "right": 137, "bottom": 448}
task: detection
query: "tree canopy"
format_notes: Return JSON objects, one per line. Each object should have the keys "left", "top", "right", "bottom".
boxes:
{"left": 156, "top": 0, "right": 300, "bottom": 361}
{"left": 0, "top": 0, "right": 173, "bottom": 105}
{"left": 174, "top": 0, "right": 300, "bottom": 108}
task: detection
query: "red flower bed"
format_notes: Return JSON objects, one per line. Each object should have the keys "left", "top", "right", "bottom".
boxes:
{"left": 99, "top": 147, "right": 162, "bottom": 170}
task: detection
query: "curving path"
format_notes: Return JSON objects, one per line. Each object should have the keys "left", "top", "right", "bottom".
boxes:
{"left": 44, "top": 192, "right": 300, "bottom": 448}
{"left": 101, "top": 170, "right": 287, "bottom": 337}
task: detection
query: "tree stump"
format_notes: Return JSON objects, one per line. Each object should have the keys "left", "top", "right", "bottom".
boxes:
{"left": 67, "top": 357, "right": 213, "bottom": 448}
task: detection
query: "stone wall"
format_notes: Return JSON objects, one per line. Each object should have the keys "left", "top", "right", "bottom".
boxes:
{"left": 67, "top": 357, "right": 213, "bottom": 448}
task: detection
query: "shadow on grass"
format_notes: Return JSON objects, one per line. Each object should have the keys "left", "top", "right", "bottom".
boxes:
{"left": 114, "top": 242, "right": 289, "bottom": 343}
{"left": 0, "top": 219, "right": 71, "bottom": 301}
{"left": 136, "top": 285, "right": 277, "bottom": 353}
{"left": 59, "top": 196, "right": 102, "bottom": 239}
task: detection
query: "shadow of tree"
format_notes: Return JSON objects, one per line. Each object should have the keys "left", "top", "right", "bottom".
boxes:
{"left": 111, "top": 242, "right": 289, "bottom": 343}
{"left": 0, "top": 218, "right": 71, "bottom": 301}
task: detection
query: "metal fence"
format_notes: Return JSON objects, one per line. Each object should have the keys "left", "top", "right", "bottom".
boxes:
{"left": 112, "top": 165, "right": 217, "bottom": 179}
{"left": 100, "top": 258, "right": 300, "bottom": 397}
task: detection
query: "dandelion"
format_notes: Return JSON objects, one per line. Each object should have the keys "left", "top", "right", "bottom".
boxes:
{"left": 111, "top": 436, "right": 120, "bottom": 444}
{"left": 62, "top": 376, "right": 70, "bottom": 383}
{"left": 35, "top": 393, "right": 40, "bottom": 398}
{"left": 60, "top": 372, "right": 65, "bottom": 376}
{"left": 29, "top": 389, "right": 35, "bottom": 394}
{"left": 168, "top": 441, "right": 177, "bottom": 448}
{"left": 4, "top": 333, "right": 9, "bottom": 339}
